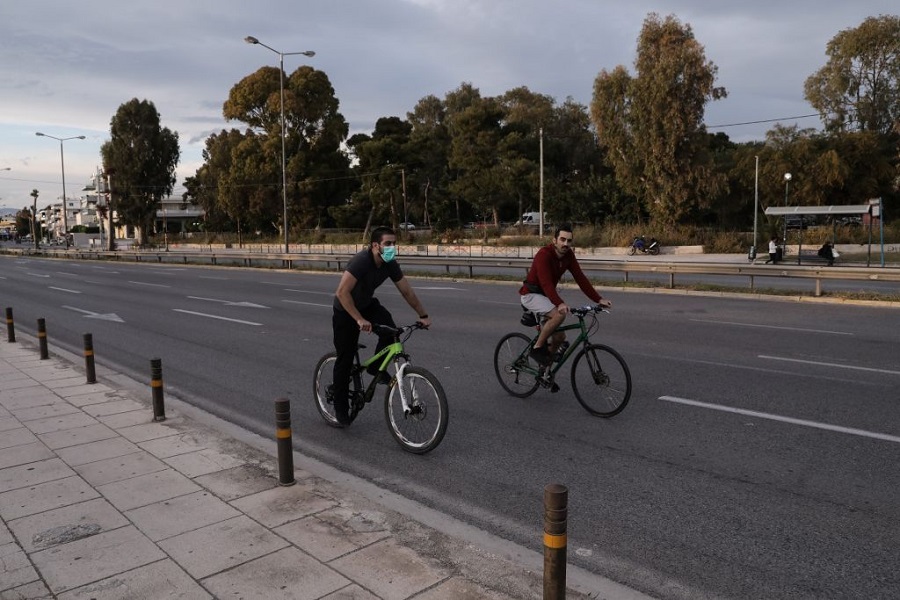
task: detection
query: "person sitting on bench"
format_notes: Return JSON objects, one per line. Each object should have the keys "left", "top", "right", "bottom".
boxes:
{"left": 817, "top": 242, "right": 835, "bottom": 266}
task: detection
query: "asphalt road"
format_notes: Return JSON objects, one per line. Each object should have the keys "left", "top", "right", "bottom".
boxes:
{"left": 1, "top": 255, "right": 898, "bottom": 599}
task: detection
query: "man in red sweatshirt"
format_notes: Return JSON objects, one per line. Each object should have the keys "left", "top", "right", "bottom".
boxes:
{"left": 519, "top": 223, "right": 611, "bottom": 365}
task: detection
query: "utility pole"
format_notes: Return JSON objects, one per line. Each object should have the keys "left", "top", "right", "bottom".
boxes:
{"left": 30, "top": 189, "right": 39, "bottom": 249}
{"left": 539, "top": 128, "right": 544, "bottom": 235}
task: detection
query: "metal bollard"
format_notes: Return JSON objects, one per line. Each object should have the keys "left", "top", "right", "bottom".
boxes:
{"left": 275, "top": 398, "right": 296, "bottom": 486}
{"left": 543, "top": 483, "right": 568, "bottom": 600}
{"left": 5, "top": 307, "right": 15, "bottom": 343}
{"left": 37, "top": 318, "right": 49, "bottom": 359}
{"left": 83, "top": 334, "right": 97, "bottom": 384}
{"left": 150, "top": 358, "right": 166, "bottom": 421}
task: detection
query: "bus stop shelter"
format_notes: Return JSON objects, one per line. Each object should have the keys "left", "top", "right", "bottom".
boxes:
{"left": 764, "top": 200, "right": 886, "bottom": 266}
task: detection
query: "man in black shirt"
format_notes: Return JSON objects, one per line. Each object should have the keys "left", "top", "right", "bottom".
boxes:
{"left": 332, "top": 226, "right": 431, "bottom": 425}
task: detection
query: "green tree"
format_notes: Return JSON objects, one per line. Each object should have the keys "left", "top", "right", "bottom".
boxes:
{"left": 222, "top": 65, "right": 351, "bottom": 234}
{"left": 591, "top": 13, "right": 728, "bottom": 225}
{"left": 101, "top": 99, "right": 180, "bottom": 246}
{"left": 804, "top": 14, "right": 900, "bottom": 135}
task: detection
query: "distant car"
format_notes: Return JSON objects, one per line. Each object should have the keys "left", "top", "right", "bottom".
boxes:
{"left": 837, "top": 216, "right": 861, "bottom": 227}
{"left": 785, "top": 215, "right": 815, "bottom": 229}
{"left": 399, "top": 222, "right": 416, "bottom": 231}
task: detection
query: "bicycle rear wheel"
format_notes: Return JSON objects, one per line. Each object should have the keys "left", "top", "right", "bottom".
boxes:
{"left": 313, "top": 353, "right": 345, "bottom": 427}
{"left": 570, "top": 344, "right": 631, "bottom": 417}
{"left": 385, "top": 366, "right": 448, "bottom": 454}
{"left": 493, "top": 332, "right": 540, "bottom": 398}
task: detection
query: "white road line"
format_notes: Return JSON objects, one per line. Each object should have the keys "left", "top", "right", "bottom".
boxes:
{"left": 283, "top": 289, "right": 333, "bottom": 295}
{"left": 689, "top": 318, "right": 853, "bottom": 336}
{"left": 283, "top": 300, "right": 331, "bottom": 308}
{"left": 129, "top": 281, "right": 171, "bottom": 288}
{"left": 172, "top": 309, "right": 262, "bottom": 326}
{"left": 199, "top": 276, "right": 229, "bottom": 280}
{"left": 26, "top": 272, "right": 50, "bottom": 278}
{"left": 659, "top": 396, "right": 900, "bottom": 444}
{"left": 758, "top": 355, "right": 900, "bottom": 376}
{"left": 49, "top": 287, "right": 81, "bottom": 294}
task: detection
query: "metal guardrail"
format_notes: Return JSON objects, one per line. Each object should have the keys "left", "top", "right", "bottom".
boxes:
{"left": 5, "top": 246, "right": 899, "bottom": 297}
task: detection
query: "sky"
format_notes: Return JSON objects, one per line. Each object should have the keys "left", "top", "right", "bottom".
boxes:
{"left": 1, "top": 0, "right": 896, "bottom": 212}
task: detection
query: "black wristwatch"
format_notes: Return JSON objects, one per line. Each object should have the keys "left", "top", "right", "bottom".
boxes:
{"left": 418, "top": 314, "right": 428, "bottom": 319}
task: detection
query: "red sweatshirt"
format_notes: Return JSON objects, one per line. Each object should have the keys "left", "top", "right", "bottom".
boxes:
{"left": 519, "top": 244, "right": 601, "bottom": 306}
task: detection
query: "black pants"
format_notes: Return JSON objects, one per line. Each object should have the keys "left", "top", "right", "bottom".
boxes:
{"left": 331, "top": 299, "right": 396, "bottom": 415}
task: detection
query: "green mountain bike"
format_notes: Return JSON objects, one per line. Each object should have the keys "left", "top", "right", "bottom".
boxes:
{"left": 493, "top": 305, "right": 631, "bottom": 417}
{"left": 313, "top": 323, "right": 448, "bottom": 454}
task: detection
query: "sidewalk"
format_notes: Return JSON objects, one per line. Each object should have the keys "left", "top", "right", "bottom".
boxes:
{"left": 0, "top": 339, "right": 649, "bottom": 599}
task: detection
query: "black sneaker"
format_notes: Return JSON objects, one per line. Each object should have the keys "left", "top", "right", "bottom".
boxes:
{"left": 530, "top": 345, "right": 552, "bottom": 365}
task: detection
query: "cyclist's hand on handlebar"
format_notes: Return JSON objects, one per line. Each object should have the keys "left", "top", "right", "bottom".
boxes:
{"left": 357, "top": 318, "right": 372, "bottom": 333}
{"left": 597, "top": 298, "right": 612, "bottom": 310}
{"left": 416, "top": 316, "right": 432, "bottom": 329}
{"left": 556, "top": 302, "right": 570, "bottom": 315}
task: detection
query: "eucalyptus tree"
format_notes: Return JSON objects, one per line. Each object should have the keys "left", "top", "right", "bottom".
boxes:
{"left": 223, "top": 65, "right": 351, "bottom": 232}
{"left": 591, "top": 13, "right": 727, "bottom": 225}
{"left": 100, "top": 99, "right": 180, "bottom": 246}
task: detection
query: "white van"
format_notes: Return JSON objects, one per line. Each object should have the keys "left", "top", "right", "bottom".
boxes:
{"left": 515, "top": 212, "right": 547, "bottom": 226}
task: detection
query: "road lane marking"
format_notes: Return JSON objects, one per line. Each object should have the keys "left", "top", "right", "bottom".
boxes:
{"left": 172, "top": 309, "right": 262, "bottom": 326}
{"left": 26, "top": 272, "right": 50, "bottom": 278}
{"left": 49, "top": 287, "right": 81, "bottom": 294}
{"left": 128, "top": 281, "right": 171, "bottom": 288}
{"left": 283, "top": 300, "right": 331, "bottom": 308}
{"left": 62, "top": 306, "right": 124, "bottom": 322}
{"left": 690, "top": 319, "right": 853, "bottom": 336}
{"left": 283, "top": 289, "right": 332, "bottom": 295}
{"left": 659, "top": 396, "right": 900, "bottom": 444}
{"left": 187, "top": 296, "right": 269, "bottom": 308}
{"left": 758, "top": 355, "right": 900, "bottom": 376}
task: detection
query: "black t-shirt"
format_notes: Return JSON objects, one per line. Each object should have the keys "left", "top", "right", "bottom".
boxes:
{"left": 333, "top": 248, "right": 404, "bottom": 312}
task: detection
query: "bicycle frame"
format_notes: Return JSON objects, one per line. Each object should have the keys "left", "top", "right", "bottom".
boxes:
{"left": 355, "top": 331, "right": 413, "bottom": 413}
{"left": 522, "top": 316, "right": 592, "bottom": 378}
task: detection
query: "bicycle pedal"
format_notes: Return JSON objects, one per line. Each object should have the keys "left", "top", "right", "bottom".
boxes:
{"left": 550, "top": 383, "right": 560, "bottom": 393}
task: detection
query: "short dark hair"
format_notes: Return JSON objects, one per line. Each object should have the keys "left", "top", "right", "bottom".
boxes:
{"left": 555, "top": 223, "right": 573, "bottom": 238}
{"left": 370, "top": 226, "right": 395, "bottom": 245}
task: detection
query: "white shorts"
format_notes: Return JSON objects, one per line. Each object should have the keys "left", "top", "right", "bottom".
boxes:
{"left": 520, "top": 293, "right": 556, "bottom": 315}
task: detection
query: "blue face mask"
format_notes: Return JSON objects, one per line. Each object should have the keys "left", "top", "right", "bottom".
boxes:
{"left": 381, "top": 245, "right": 397, "bottom": 262}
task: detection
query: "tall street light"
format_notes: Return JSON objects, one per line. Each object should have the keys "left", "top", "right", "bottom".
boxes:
{"left": 782, "top": 172, "right": 792, "bottom": 252}
{"left": 244, "top": 36, "right": 315, "bottom": 253}
{"left": 36, "top": 132, "right": 86, "bottom": 249}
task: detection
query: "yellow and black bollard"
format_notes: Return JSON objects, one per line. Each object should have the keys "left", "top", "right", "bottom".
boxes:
{"left": 37, "top": 318, "right": 49, "bottom": 359}
{"left": 275, "top": 398, "right": 296, "bottom": 486}
{"left": 6, "top": 307, "right": 15, "bottom": 343}
{"left": 83, "top": 334, "right": 96, "bottom": 384}
{"left": 150, "top": 358, "right": 166, "bottom": 421}
{"left": 543, "top": 483, "right": 568, "bottom": 600}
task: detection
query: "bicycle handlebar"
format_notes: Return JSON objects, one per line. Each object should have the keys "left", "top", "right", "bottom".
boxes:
{"left": 371, "top": 322, "right": 428, "bottom": 337}
{"left": 571, "top": 305, "right": 611, "bottom": 317}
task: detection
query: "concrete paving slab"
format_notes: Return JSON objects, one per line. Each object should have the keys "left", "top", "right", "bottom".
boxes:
{"left": 38, "top": 423, "right": 118, "bottom": 450}
{"left": 329, "top": 538, "right": 449, "bottom": 600}
{"left": 319, "top": 584, "right": 380, "bottom": 599}
{"left": 96, "top": 409, "right": 155, "bottom": 429}
{"left": 0, "top": 458, "right": 75, "bottom": 493}
{"left": 274, "top": 507, "right": 390, "bottom": 563}
{"left": 0, "top": 442, "right": 55, "bottom": 470}
{"left": 42, "top": 377, "right": 91, "bottom": 391}
{"left": 138, "top": 431, "right": 210, "bottom": 458}
{"left": 230, "top": 483, "right": 337, "bottom": 528}
{"left": 23, "top": 368, "right": 79, "bottom": 382}
{"left": 0, "top": 542, "right": 39, "bottom": 592}
{"left": 65, "top": 391, "right": 119, "bottom": 408}
{"left": 116, "top": 422, "right": 183, "bottom": 443}
{"left": 163, "top": 448, "right": 245, "bottom": 478}
{"left": 0, "top": 378, "right": 40, "bottom": 392}
{"left": 0, "top": 405, "right": 10, "bottom": 418}
{"left": 7, "top": 498, "right": 129, "bottom": 553}
{"left": 96, "top": 468, "right": 201, "bottom": 511}
{"left": 0, "top": 427, "right": 38, "bottom": 450}
{"left": 124, "top": 490, "right": 241, "bottom": 542}
{"left": 22, "top": 412, "right": 99, "bottom": 435}
{"left": 158, "top": 515, "right": 289, "bottom": 579}
{"left": 56, "top": 559, "right": 212, "bottom": 600}
{"left": 194, "top": 464, "right": 279, "bottom": 501}
{"left": 55, "top": 437, "right": 141, "bottom": 467}
{"left": 0, "top": 417, "right": 24, "bottom": 434}
{"left": 80, "top": 399, "right": 144, "bottom": 417}
{"left": 0, "top": 389, "right": 58, "bottom": 410}
{"left": 73, "top": 451, "right": 168, "bottom": 487}
{"left": 414, "top": 576, "right": 517, "bottom": 599}
{"left": 56, "top": 384, "right": 115, "bottom": 399}
{"left": 0, "top": 579, "right": 53, "bottom": 598}
{"left": 30, "top": 525, "right": 166, "bottom": 595}
{"left": 8, "top": 402, "right": 80, "bottom": 422}
{"left": 201, "top": 546, "right": 349, "bottom": 600}
{"left": 0, "top": 521, "right": 11, "bottom": 545}
{"left": 0, "top": 475, "right": 100, "bottom": 520}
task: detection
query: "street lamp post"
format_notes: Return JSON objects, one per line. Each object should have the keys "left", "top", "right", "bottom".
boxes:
{"left": 783, "top": 172, "right": 792, "bottom": 256}
{"left": 244, "top": 36, "right": 315, "bottom": 253}
{"left": 36, "top": 132, "right": 85, "bottom": 249}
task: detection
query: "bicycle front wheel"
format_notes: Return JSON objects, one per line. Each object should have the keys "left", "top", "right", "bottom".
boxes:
{"left": 384, "top": 366, "right": 448, "bottom": 454}
{"left": 313, "top": 352, "right": 344, "bottom": 427}
{"left": 493, "top": 332, "right": 540, "bottom": 398}
{"left": 571, "top": 344, "right": 631, "bottom": 417}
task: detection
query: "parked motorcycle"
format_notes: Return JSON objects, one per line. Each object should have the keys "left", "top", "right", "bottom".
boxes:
{"left": 628, "top": 236, "right": 660, "bottom": 255}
